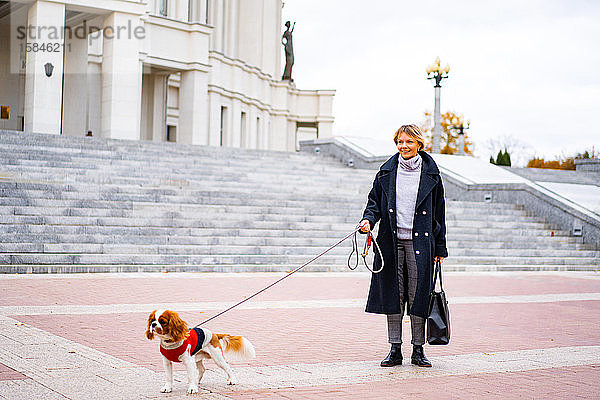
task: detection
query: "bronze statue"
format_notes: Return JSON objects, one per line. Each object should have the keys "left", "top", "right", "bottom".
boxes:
{"left": 282, "top": 21, "right": 295, "bottom": 81}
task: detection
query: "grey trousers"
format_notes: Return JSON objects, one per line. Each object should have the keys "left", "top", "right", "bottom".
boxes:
{"left": 386, "top": 239, "right": 425, "bottom": 345}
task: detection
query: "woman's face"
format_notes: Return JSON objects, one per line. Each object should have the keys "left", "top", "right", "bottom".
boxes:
{"left": 396, "top": 132, "right": 420, "bottom": 159}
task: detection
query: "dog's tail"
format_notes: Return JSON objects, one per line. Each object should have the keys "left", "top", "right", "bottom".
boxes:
{"left": 217, "top": 334, "right": 256, "bottom": 361}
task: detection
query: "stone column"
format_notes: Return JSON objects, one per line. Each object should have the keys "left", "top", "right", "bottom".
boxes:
{"left": 211, "top": 0, "right": 224, "bottom": 52}
{"left": 23, "top": 1, "right": 65, "bottom": 135}
{"left": 270, "top": 114, "right": 287, "bottom": 151}
{"left": 179, "top": 69, "right": 209, "bottom": 145}
{"left": 61, "top": 25, "right": 88, "bottom": 136}
{"left": 248, "top": 107, "right": 258, "bottom": 149}
{"left": 199, "top": 0, "right": 208, "bottom": 23}
{"left": 190, "top": 0, "right": 208, "bottom": 23}
{"left": 227, "top": 0, "right": 238, "bottom": 58}
{"left": 100, "top": 12, "right": 142, "bottom": 140}
{"left": 317, "top": 89, "right": 335, "bottom": 139}
{"left": 238, "top": 0, "right": 262, "bottom": 69}
{"left": 286, "top": 118, "right": 296, "bottom": 152}
{"left": 261, "top": 0, "right": 279, "bottom": 77}
{"left": 86, "top": 62, "right": 102, "bottom": 136}
{"left": 207, "top": 91, "right": 221, "bottom": 146}
{"left": 230, "top": 98, "right": 241, "bottom": 147}
{"left": 151, "top": 74, "right": 167, "bottom": 142}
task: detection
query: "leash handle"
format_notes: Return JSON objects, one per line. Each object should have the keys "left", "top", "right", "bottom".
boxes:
{"left": 348, "top": 225, "right": 384, "bottom": 274}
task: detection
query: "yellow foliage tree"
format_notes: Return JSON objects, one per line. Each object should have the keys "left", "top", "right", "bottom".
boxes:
{"left": 420, "top": 111, "right": 474, "bottom": 155}
{"left": 526, "top": 157, "right": 575, "bottom": 170}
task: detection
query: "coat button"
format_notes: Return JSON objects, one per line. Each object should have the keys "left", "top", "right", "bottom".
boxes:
{"left": 425, "top": 232, "right": 429, "bottom": 236}
{"left": 422, "top": 210, "right": 427, "bottom": 215}
{"left": 415, "top": 250, "right": 420, "bottom": 255}
{"left": 389, "top": 209, "right": 394, "bottom": 213}
{"left": 414, "top": 232, "right": 419, "bottom": 236}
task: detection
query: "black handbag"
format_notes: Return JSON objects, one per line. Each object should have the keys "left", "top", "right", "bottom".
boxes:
{"left": 427, "top": 259, "right": 450, "bottom": 345}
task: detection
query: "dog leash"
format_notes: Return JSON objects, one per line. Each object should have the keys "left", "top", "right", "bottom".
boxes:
{"left": 347, "top": 228, "right": 384, "bottom": 274}
{"left": 194, "top": 226, "right": 384, "bottom": 327}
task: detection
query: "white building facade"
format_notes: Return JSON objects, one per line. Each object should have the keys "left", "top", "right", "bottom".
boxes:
{"left": 0, "top": 0, "right": 334, "bottom": 151}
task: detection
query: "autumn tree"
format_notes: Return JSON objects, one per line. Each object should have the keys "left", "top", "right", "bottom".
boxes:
{"left": 525, "top": 147, "right": 597, "bottom": 170}
{"left": 419, "top": 111, "right": 474, "bottom": 155}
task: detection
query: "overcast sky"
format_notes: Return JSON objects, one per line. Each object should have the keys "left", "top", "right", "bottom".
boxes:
{"left": 282, "top": 0, "right": 600, "bottom": 166}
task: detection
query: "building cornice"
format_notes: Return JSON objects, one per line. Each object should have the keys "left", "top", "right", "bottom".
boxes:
{"left": 48, "top": 0, "right": 147, "bottom": 15}
{"left": 209, "top": 51, "right": 273, "bottom": 82}
{"left": 143, "top": 14, "right": 213, "bottom": 35}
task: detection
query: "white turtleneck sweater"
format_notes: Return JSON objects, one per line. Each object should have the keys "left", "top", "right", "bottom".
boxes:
{"left": 396, "top": 153, "right": 422, "bottom": 239}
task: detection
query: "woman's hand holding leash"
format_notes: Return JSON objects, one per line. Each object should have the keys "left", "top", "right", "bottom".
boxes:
{"left": 359, "top": 219, "right": 370, "bottom": 233}
{"left": 435, "top": 256, "right": 444, "bottom": 263}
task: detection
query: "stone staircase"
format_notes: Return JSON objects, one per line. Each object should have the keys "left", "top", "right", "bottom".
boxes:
{"left": 0, "top": 130, "right": 598, "bottom": 272}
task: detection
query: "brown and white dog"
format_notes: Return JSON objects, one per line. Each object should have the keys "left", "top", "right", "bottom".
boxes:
{"left": 146, "top": 309, "right": 255, "bottom": 394}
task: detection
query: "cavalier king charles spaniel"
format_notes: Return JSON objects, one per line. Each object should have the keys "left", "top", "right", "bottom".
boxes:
{"left": 146, "top": 309, "right": 255, "bottom": 394}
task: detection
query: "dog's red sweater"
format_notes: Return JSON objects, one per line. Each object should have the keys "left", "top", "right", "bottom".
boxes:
{"left": 160, "top": 327, "right": 205, "bottom": 362}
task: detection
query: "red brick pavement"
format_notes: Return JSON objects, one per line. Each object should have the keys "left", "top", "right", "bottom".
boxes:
{"left": 2, "top": 273, "right": 599, "bottom": 306}
{"left": 226, "top": 365, "right": 600, "bottom": 400}
{"left": 13, "top": 300, "right": 600, "bottom": 371}
{"left": 0, "top": 363, "right": 28, "bottom": 381}
{"left": 2, "top": 272, "right": 600, "bottom": 398}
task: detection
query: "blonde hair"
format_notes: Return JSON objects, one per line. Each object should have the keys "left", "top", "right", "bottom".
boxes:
{"left": 394, "top": 124, "right": 425, "bottom": 151}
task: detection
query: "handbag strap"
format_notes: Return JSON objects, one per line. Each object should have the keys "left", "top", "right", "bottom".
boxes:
{"left": 432, "top": 259, "right": 443, "bottom": 292}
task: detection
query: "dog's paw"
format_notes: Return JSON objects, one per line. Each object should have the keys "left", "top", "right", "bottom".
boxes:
{"left": 186, "top": 385, "right": 199, "bottom": 394}
{"left": 160, "top": 384, "right": 172, "bottom": 393}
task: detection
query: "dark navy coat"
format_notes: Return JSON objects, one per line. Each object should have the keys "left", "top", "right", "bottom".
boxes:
{"left": 361, "top": 151, "right": 448, "bottom": 318}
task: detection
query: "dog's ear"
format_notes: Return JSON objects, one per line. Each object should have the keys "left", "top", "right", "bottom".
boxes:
{"left": 146, "top": 310, "right": 156, "bottom": 340}
{"left": 165, "top": 310, "right": 189, "bottom": 342}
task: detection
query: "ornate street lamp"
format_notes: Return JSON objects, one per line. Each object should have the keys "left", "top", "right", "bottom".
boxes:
{"left": 426, "top": 57, "right": 450, "bottom": 153}
{"left": 451, "top": 115, "right": 470, "bottom": 155}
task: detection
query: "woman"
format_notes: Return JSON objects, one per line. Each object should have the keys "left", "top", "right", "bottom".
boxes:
{"left": 359, "top": 124, "right": 448, "bottom": 368}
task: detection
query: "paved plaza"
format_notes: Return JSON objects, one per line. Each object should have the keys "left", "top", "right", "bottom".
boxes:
{"left": 0, "top": 271, "right": 599, "bottom": 399}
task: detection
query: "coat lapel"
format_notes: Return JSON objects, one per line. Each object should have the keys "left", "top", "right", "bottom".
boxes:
{"left": 378, "top": 153, "right": 398, "bottom": 212}
{"left": 415, "top": 151, "right": 439, "bottom": 208}
{"left": 415, "top": 173, "right": 437, "bottom": 208}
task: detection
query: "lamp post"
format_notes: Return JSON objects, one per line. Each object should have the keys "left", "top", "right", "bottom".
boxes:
{"left": 426, "top": 57, "right": 450, "bottom": 153}
{"left": 451, "top": 115, "right": 470, "bottom": 155}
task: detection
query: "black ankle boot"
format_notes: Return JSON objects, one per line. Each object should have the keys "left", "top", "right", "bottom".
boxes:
{"left": 411, "top": 345, "right": 432, "bottom": 367}
{"left": 380, "top": 344, "right": 403, "bottom": 367}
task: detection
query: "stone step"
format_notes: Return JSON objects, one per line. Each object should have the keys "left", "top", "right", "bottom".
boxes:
{"left": 0, "top": 242, "right": 596, "bottom": 258}
{"left": 0, "top": 201, "right": 534, "bottom": 224}
{"left": 0, "top": 171, "right": 371, "bottom": 196}
{"left": 2, "top": 205, "right": 541, "bottom": 224}
{"left": 0, "top": 135, "right": 332, "bottom": 161}
{"left": 1, "top": 262, "right": 596, "bottom": 274}
{"left": 0, "top": 163, "right": 374, "bottom": 189}
{"left": 0, "top": 223, "right": 573, "bottom": 239}
{"left": 0, "top": 151, "right": 365, "bottom": 180}
{"left": 445, "top": 226, "right": 565, "bottom": 236}
{"left": 0, "top": 197, "right": 534, "bottom": 220}
{"left": 0, "top": 214, "right": 555, "bottom": 231}
{"left": 447, "top": 237, "right": 586, "bottom": 246}
{"left": 0, "top": 253, "right": 597, "bottom": 268}
{"left": 0, "top": 187, "right": 369, "bottom": 207}
{"left": 0, "top": 233, "right": 584, "bottom": 249}
{"left": 0, "top": 176, "right": 368, "bottom": 196}
{"left": 0, "top": 136, "right": 333, "bottom": 161}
